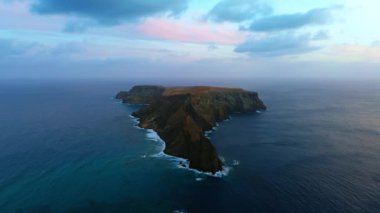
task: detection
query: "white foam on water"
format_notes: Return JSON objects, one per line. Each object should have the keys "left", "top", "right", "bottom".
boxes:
{"left": 129, "top": 114, "right": 144, "bottom": 129}
{"left": 145, "top": 128, "right": 230, "bottom": 178}
{"left": 181, "top": 164, "right": 232, "bottom": 178}
{"left": 204, "top": 130, "right": 212, "bottom": 139}
{"left": 195, "top": 177, "right": 205, "bottom": 181}
{"left": 232, "top": 160, "right": 240, "bottom": 166}
{"left": 174, "top": 209, "right": 188, "bottom": 213}
{"left": 204, "top": 116, "right": 231, "bottom": 138}
{"left": 130, "top": 114, "right": 231, "bottom": 178}
{"left": 145, "top": 129, "right": 168, "bottom": 158}
{"left": 146, "top": 129, "right": 161, "bottom": 142}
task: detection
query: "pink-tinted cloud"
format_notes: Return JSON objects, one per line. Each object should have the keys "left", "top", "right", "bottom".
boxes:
{"left": 138, "top": 18, "right": 248, "bottom": 45}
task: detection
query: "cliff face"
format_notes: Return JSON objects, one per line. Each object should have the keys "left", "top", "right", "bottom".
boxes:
{"left": 116, "top": 86, "right": 266, "bottom": 174}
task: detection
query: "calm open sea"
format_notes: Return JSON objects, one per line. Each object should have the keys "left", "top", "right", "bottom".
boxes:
{"left": 0, "top": 79, "right": 380, "bottom": 212}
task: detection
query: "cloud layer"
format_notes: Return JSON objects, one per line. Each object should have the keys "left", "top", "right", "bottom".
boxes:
{"left": 234, "top": 33, "right": 319, "bottom": 56}
{"left": 31, "top": 0, "right": 189, "bottom": 25}
{"left": 203, "top": 1, "right": 341, "bottom": 57}
{"left": 245, "top": 8, "right": 332, "bottom": 32}
{"left": 205, "top": 0, "right": 272, "bottom": 23}
{"left": 138, "top": 18, "right": 247, "bottom": 45}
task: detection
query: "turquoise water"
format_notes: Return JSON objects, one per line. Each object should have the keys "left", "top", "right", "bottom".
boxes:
{"left": 0, "top": 79, "right": 380, "bottom": 212}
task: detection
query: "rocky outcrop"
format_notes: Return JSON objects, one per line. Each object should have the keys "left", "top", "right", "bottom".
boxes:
{"left": 116, "top": 86, "right": 266, "bottom": 174}
{"left": 116, "top": 85, "right": 165, "bottom": 104}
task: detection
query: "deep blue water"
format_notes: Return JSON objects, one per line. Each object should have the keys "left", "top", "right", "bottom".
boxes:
{"left": 1, "top": 79, "right": 380, "bottom": 212}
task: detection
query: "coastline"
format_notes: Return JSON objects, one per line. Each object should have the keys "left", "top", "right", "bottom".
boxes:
{"left": 117, "top": 85, "right": 266, "bottom": 174}
{"left": 129, "top": 113, "right": 231, "bottom": 178}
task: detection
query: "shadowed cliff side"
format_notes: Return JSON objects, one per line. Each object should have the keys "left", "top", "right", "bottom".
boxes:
{"left": 116, "top": 85, "right": 266, "bottom": 174}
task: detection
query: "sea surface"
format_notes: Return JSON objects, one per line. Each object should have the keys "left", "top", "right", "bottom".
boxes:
{"left": 0, "top": 79, "right": 380, "bottom": 212}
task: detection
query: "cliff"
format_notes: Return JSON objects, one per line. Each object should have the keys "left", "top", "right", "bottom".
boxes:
{"left": 116, "top": 85, "right": 266, "bottom": 174}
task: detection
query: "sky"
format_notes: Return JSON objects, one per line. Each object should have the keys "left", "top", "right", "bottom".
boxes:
{"left": 0, "top": 0, "right": 379, "bottom": 80}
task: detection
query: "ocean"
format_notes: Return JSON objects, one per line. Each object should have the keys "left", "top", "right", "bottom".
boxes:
{"left": 0, "top": 79, "right": 380, "bottom": 212}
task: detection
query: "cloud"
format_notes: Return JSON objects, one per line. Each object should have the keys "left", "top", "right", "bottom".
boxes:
{"left": 244, "top": 7, "right": 334, "bottom": 32}
{"left": 31, "top": 0, "right": 189, "bottom": 26}
{"left": 312, "top": 30, "right": 329, "bottom": 40}
{"left": 138, "top": 18, "right": 248, "bottom": 45}
{"left": 63, "top": 19, "right": 95, "bottom": 33}
{"left": 49, "top": 42, "right": 84, "bottom": 56}
{"left": 205, "top": 0, "right": 272, "bottom": 23}
{"left": 331, "top": 44, "right": 380, "bottom": 63}
{"left": 0, "top": 38, "right": 41, "bottom": 58}
{"left": 208, "top": 43, "right": 218, "bottom": 51}
{"left": 0, "top": 39, "right": 24, "bottom": 57}
{"left": 0, "top": 0, "right": 25, "bottom": 3}
{"left": 0, "top": 38, "right": 84, "bottom": 61}
{"left": 234, "top": 33, "right": 319, "bottom": 56}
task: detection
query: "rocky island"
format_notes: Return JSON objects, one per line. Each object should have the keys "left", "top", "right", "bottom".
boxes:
{"left": 116, "top": 86, "right": 266, "bottom": 174}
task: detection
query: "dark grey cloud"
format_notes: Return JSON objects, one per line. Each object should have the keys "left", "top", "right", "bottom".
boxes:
{"left": 205, "top": 0, "right": 272, "bottom": 23}
{"left": 234, "top": 33, "right": 319, "bottom": 56}
{"left": 31, "top": 0, "right": 189, "bottom": 26}
{"left": 245, "top": 8, "right": 333, "bottom": 32}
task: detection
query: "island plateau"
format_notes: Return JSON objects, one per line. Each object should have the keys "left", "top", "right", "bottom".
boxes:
{"left": 116, "top": 85, "right": 266, "bottom": 174}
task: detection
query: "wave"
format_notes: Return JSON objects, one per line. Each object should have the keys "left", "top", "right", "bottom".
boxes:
{"left": 195, "top": 177, "right": 206, "bottom": 182}
{"left": 145, "top": 128, "right": 230, "bottom": 178}
{"left": 129, "top": 114, "right": 144, "bottom": 130}
{"left": 204, "top": 117, "right": 231, "bottom": 138}
{"left": 130, "top": 114, "right": 231, "bottom": 178}
{"left": 232, "top": 160, "right": 240, "bottom": 166}
{"left": 174, "top": 210, "right": 188, "bottom": 213}
{"left": 204, "top": 130, "right": 212, "bottom": 139}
